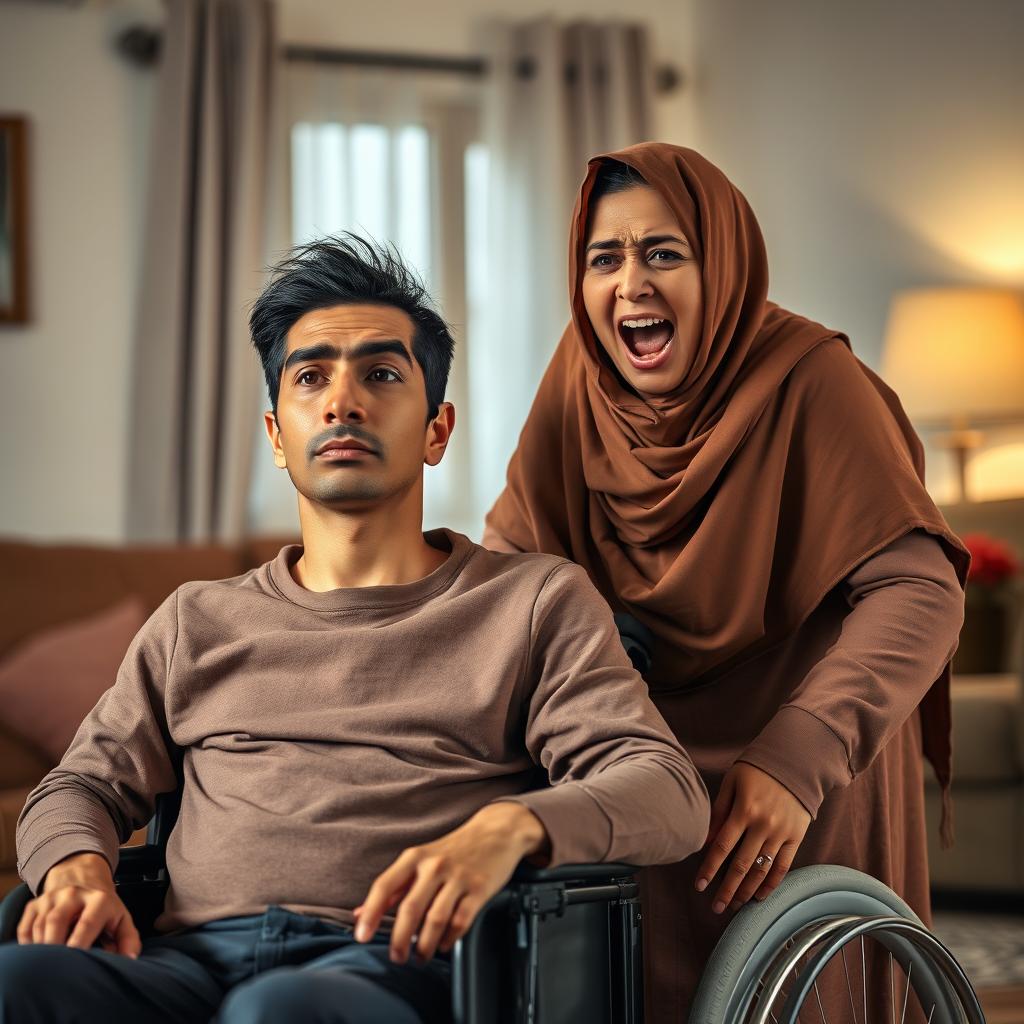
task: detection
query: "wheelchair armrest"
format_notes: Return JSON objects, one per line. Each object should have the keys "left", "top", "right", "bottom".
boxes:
{"left": 116, "top": 843, "right": 165, "bottom": 879}
{"left": 509, "top": 861, "right": 638, "bottom": 884}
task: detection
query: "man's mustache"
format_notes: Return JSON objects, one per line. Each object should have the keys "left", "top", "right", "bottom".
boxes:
{"left": 307, "top": 426, "right": 383, "bottom": 460}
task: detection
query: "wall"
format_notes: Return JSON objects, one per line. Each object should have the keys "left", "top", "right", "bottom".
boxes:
{"left": 0, "top": 0, "right": 697, "bottom": 543}
{"left": 3, "top": 0, "right": 1021, "bottom": 539}
{"left": 0, "top": 0, "right": 160, "bottom": 541}
{"left": 690, "top": 0, "right": 1024, "bottom": 502}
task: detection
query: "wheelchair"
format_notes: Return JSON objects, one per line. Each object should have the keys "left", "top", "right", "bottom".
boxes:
{"left": 0, "top": 802, "right": 989, "bottom": 1024}
{"left": 0, "top": 615, "right": 987, "bottom": 1022}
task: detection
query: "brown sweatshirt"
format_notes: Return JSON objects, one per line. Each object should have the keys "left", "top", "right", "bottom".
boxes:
{"left": 16, "top": 530, "right": 710, "bottom": 933}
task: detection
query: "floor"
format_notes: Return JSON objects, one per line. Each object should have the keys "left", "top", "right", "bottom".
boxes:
{"left": 932, "top": 911, "right": 1024, "bottom": 1024}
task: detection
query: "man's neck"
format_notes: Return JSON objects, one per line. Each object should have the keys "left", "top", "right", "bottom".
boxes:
{"left": 291, "top": 498, "right": 450, "bottom": 593}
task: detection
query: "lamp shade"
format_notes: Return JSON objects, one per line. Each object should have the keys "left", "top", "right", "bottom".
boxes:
{"left": 881, "top": 287, "right": 1024, "bottom": 425}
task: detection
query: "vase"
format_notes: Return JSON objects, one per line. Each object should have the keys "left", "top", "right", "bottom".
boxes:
{"left": 953, "top": 587, "right": 1010, "bottom": 674}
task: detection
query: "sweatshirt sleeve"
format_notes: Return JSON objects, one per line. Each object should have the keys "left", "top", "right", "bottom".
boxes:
{"left": 16, "top": 592, "right": 182, "bottom": 894}
{"left": 496, "top": 562, "right": 710, "bottom": 866}
{"left": 736, "top": 529, "right": 964, "bottom": 817}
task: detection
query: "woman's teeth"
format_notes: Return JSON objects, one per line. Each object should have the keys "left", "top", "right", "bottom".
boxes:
{"left": 621, "top": 317, "right": 667, "bottom": 329}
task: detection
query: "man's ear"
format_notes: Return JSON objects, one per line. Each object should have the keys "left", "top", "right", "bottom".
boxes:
{"left": 264, "top": 410, "right": 288, "bottom": 469}
{"left": 424, "top": 402, "right": 455, "bottom": 467}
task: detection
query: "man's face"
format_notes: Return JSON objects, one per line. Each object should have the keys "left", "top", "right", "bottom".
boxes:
{"left": 264, "top": 303, "right": 452, "bottom": 512}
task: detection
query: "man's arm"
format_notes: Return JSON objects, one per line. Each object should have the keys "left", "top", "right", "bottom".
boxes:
{"left": 356, "top": 561, "right": 709, "bottom": 966}
{"left": 15, "top": 591, "right": 182, "bottom": 952}
{"left": 494, "top": 561, "right": 710, "bottom": 866}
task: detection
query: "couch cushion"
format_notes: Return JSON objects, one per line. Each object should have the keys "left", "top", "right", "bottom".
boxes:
{"left": 0, "top": 539, "right": 245, "bottom": 661}
{"left": 0, "top": 786, "right": 29, "bottom": 873}
{"left": 0, "top": 598, "right": 148, "bottom": 762}
{"left": 0, "top": 722, "right": 50, "bottom": 790}
{"left": 947, "top": 676, "right": 1023, "bottom": 783}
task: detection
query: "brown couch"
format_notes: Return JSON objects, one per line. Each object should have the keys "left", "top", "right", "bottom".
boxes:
{"left": 0, "top": 535, "right": 294, "bottom": 898}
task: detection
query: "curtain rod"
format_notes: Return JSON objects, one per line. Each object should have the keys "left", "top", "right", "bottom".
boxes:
{"left": 116, "top": 27, "right": 683, "bottom": 94}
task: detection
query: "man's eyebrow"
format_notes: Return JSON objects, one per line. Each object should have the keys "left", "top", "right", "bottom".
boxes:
{"left": 283, "top": 339, "right": 414, "bottom": 372}
{"left": 585, "top": 233, "right": 690, "bottom": 253}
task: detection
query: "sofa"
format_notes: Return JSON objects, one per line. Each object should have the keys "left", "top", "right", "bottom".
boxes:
{"left": 925, "top": 673, "right": 1024, "bottom": 894}
{"left": 0, "top": 535, "right": 293, "bottom": 898}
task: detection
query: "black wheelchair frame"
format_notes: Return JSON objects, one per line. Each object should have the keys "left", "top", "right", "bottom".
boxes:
{"left": 1, "top": 788, "right": 645, "bottom": 1024}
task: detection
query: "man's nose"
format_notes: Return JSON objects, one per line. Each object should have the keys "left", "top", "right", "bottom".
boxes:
{"left": 615, "top": 257, "right": 654, "bottom": 302}
{"left": 323, "top": 371, "right": 367, "bottom": 423}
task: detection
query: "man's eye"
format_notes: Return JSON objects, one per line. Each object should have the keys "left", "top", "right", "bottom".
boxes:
{"left": 368, "top": 367, "right": 402, "bottom": 383}
{"left": 297, "top": 370, "right": 324, "bottom": 385}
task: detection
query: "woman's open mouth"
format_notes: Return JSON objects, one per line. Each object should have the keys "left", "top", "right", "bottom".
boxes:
{"left": 617, "top": 316, "right": 675, "bottom": 370}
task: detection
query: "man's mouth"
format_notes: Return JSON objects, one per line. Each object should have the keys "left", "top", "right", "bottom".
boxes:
{"left": 314, "top": 437, "right": 379, "bottom": 461}
{"left": 617, "top": 316, "right": 675, "bottom": 370}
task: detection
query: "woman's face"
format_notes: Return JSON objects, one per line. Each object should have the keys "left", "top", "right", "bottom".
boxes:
{"left": 581, "top": 185, "right": 703, "bottom": 395}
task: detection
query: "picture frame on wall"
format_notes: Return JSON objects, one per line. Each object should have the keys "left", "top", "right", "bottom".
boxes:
{"left": 0, "top": 116, "right": 29, "bottom": 325}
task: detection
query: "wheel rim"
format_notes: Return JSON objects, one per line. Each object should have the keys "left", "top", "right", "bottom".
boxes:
{"left": 745, "top": 915, "right": 985, "bottom": 1024}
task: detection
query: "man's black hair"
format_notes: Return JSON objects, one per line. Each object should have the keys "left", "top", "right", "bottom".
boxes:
{"left": 250, "top": 233, "right": 455, "bottom": 422}
{"left": 590, "top": 160, "right": 649, "bottom": 200}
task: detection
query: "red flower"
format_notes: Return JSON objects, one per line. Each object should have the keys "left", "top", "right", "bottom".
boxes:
{"left": 963, "top": 533, "right": 1020, "bottom": 587}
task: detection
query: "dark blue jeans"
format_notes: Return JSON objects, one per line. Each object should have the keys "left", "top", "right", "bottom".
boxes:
{"left": 0, "top": 905, "right": 452, "bottom": 1023}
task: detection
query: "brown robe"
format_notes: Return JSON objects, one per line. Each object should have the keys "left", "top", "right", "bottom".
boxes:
{"left": 482, "top": 142, "right": 968, "bottom": 1022}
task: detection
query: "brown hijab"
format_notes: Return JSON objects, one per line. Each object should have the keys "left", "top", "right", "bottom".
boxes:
{"left": 485, "top": 143, "right": 967, "bottom": 836}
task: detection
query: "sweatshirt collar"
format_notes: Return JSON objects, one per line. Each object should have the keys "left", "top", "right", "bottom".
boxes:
{"left": 267, "top": 528, "right": 475, "bottom": 613}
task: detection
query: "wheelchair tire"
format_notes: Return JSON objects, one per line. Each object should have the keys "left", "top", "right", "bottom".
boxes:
{"left": 687, "top": 865, "right": 978, "bottom": 1024}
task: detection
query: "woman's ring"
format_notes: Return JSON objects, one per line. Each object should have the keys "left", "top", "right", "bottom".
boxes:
{"left": 755, "top": 853, "right": 774, "bottom": 868}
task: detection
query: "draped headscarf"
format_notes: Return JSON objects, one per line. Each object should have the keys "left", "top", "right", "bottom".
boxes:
{"left": 485, "top": 143, "right": 968, "bottom": 830}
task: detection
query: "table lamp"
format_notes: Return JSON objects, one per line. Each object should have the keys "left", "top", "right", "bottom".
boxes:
{"left": 881, "top": 287, "right": 1024, "bottom": 502}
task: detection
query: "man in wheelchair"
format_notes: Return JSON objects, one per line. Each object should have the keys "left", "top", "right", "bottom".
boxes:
{"left": 1, "top": 235, "right": 711, "bottom": 1023}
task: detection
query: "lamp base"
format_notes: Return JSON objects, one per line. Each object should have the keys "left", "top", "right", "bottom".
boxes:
{"left": 933, "top": 428, "right": 984, "bottom": 503}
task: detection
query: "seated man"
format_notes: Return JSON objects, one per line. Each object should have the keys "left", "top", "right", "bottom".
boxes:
{"left": 2, "top": 235, "right": 710, "bottom": 1024}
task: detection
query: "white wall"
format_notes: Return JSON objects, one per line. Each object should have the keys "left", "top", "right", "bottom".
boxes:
{"left": 3, "top": 0, "right": 1020, "bottom": 540}
{"left": 0, "top": 0, "right": 697, "bottom": 543}
{"left": 690, "top": 0, "right": 1024, "bottom": 502}
{"left": 0, "top": 0, "right": 160, "bottom": 541}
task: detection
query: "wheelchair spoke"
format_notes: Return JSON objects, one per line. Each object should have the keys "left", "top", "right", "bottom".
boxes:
{"left": 890, "top": 951, "right": 895, "bottom": 1024}
{"left": 813, "top": 977, "right": 827, "bottom": 1024}
{"left": 899, "top": 961, "right": 911, "bottom": 1024}
{"left": 861, "top": 937, "right": 867, "bottom": 1024}
{"left": 841, "top": 945, "right": 860, "bottom": 1024}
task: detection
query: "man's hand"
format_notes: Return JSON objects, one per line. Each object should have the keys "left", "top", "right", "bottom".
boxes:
{"left": 696, "top": 762, "right": 811, "bottom": 913}
{"left": 354, "top": 802, "right": 549, "bottom": 965}
{"left": 17, "top": 852, "right": 141, "bottom": 958}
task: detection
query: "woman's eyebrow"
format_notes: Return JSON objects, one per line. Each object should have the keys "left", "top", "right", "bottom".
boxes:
{"left": 585, "top": 233, "right": 690, "bottom": 253}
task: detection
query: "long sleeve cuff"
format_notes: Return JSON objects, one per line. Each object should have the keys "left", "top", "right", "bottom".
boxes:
{"left": 18, "top": 832, "right": 117, "bottom": 896}
{"left": 736, "top": 705, "right": 852, "bottom": 818}
{"left": 493, "top": 783, "right": 612, "bottom": 866}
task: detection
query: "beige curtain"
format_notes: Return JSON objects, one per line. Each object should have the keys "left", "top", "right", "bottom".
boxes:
{"left": 469, "top": 18, "right": 654, "bottom": 529}
{"left": 126, "top": 0, "right": 275, "bottom": 542}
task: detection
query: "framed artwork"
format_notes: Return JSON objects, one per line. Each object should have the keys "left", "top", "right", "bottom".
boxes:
{"left": 0, "top": 116, "right": 29, "bottom": 324}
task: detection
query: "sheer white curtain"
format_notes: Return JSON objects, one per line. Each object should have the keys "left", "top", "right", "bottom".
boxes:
{"left": 466, "top": 18, "right": 654, "bottom": 533}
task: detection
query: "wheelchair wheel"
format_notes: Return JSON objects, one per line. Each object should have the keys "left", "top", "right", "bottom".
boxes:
{"left": 688, "top": 865, "right": 985, "bottom": 1024}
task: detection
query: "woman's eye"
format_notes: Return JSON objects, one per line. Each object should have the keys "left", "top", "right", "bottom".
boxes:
{"left": 589, "top": 253, "right": 618, "bottom": 269}
{"left": 368, "top": 367, "right": 402, "bottom": 383}
{"left": 649, "top": 249, "right": 683, "bottom": 263}
{"left": 297, "top": 370, "right": 323, "bottom": 386}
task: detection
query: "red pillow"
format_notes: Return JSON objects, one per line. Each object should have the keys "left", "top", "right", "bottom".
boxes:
{"left": 0, "top": 599, "right": 148, "bottom": 763}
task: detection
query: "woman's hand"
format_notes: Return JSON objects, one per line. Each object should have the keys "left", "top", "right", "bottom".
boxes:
{"left": 695, "top": 762, "right": 811, "bottom": 913}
